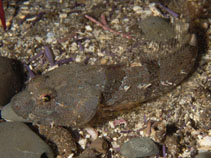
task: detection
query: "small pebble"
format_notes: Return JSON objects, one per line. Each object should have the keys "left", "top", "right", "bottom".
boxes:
{"left": 1, "top": 102, "right": 29, "bottom": 122}
{"left": 100, "top": 58, "right": 108, "bottom": 65}
{"left": 120, "top": 137, "right": 159, "bottom": 158}
{"left": 78, "top": 138, "right": 87, "bottom": 149}
{"left": 85, "top": 25, "right": 92, "bottom": 31}
{"left": 59, "top": 13, "right": 67, "bottom": 19}
{"left": 198, "top": 136, "right": 211, "bottom": 150}
{"left": 89, "top": 138, "right": 109, "bottom": 154}
{"left": 133, "top": 6, "right": 143, "bottom": 14}
{"left": 46, "top": 32, "right": 55, "bottom": 43}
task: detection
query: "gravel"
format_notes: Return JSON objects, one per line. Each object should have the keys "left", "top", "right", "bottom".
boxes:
{"left": 0, "top": 0, "right": 210, "bottom": 158}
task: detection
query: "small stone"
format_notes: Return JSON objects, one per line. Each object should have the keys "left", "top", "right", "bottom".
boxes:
{"left": 0, "top": 122, "right": 54, "bottom": 158}
{"left": 1, "top": 102, "right": 29, "bottom": 122}
{"left": 85, "top": 45, "right": 95, "bottom": 52}
{"left": 78, "top": 138, "right": 87, "bottom": 149}
{"left": 85, "top": 25, "right": 92, "bottom": 31}
{"left": 100, "top": 58, "right": 108, "bottom": 64}
{"left": 67, "top": 153, "right": 74, "bottom": 158}
{"left": 89, "top": 138, "right": 109, "bottom": 154}
{"left": 124, "top": 85, "right": 130, "bottom": 91}
{"left": 75, "top": 55, "right": 83, "bottom": 62}
{"left": 70, "top": 42, "right": 78, "bottom": 51}
{"left": 59, "top": 13, "right": 67, "bottom": 19}
{"left": 133, "top": 6, "right": 143, "bottom": 14}
{"left": 35, "top": 36, "right": 43, "bottom": 43}
{"left": 84, "top": 127, "right": 98, "bottom": 140}
{"left": 198, "top": 136, "right": 211, "bottom": 150}
{"left": 149, "top": 3, "right": 162, "bottom": 16}
{"left": 131, "top": 62, "right": 142, "bottom": 67}
{"left": 111, "top": 18, "right": 119, "bottom": 25}
{"left": 46, "top": 32, "right": 55, "bottom": 43}
{"left": 120, "top": 137, "right": 159, "bottom": 158}
{"left": 77, "top": 138, "right": 109, "bottom": 158}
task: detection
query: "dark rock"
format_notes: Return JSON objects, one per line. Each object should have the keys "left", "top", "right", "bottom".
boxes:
{"left": 0, "top": 122, "right": 54, "bottom": 158}
{"left": 0, "top": 56, "right": 24, "bottom": 106}
{"left": 120, "top": 137, "right": 159, "bottom": 158}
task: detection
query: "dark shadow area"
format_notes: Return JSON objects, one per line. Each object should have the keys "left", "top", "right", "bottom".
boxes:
{"left": 41, "top": 152, "right": 49, "bottom": 158}
{"left": 166, "top": 124, "right": 178, "bottom": 135}
{"left": 0, "top": 57, "right": 25, "bottom": 106}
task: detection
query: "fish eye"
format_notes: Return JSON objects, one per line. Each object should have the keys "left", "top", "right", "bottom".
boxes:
{"left": 40, "top": 94, "right": 51, "bottom": 102}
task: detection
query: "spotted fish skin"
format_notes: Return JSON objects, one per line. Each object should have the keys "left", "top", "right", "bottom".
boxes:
{"left": 8, "top": 35, "right": 197, "bottom": 127}
{"left": 5, "top": 17, "right": 198, "bottom": 127}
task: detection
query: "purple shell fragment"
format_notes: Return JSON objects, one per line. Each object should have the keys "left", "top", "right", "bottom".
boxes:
{"left": 163, "top": 145, "right": 166, "bottom": 158}
{"left": 158, "top": 3, "right": 179, "bottom": 18}
{"left": 44, "top": 46, "right": 55, "bottom": 66}
{"left": 55, "top": 57, "right": 73, "bottom": 66}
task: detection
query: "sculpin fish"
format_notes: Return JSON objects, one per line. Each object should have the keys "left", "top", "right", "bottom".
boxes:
{"left": 2, "top": 17, "right": 198, "bottom": 127}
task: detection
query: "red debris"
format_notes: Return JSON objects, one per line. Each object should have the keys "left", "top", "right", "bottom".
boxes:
{"left": 113, "top": 118, "right": 127, "bottom": 127}
{"left": 85, "top": 14, "right": 133, "bottom": 39}
{"left": 0, "top": 0, "right": 6, "bottom": 30}
{"left": 100, "top": 14, "right": 108, "bottom": 27}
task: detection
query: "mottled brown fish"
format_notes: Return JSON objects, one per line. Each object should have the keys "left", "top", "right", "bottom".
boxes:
{"left": 2, "top": 17, "right": 198, "bottom": 127}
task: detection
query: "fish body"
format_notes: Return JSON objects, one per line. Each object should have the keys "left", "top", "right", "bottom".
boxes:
{"left": 2, "top": 17, "right": 198, "bottom": 127}
{"left": 7, "top": 37, "right": 197, "bottom": 127}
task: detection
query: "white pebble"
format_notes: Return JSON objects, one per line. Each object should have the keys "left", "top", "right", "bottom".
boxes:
{"left": 35, "top": 36, "right": 43, "bottom": 43}
{"left": 111, "top": 18, "right": 119, "bottom": 25}
{"left": 67, "top": 153, "right": 74, "bottom": 158}
{"left": 70, "top": 42, "right": 78, "bottom": 51}
{"left": 133, "top": 6, "right": 143, "bottom": 14}
{"left": 149, "top": 3, "right": 162, "bottom": 16}
{"left": 124, "top": 85, "right": 130, "bottom": 91}
{"left": 113, "top": 137, "right": 117, "bottom": 141}
{"left": 78, "top": 138, "right": 87, "bottom": 149}
{"left": 198, "top": 136, "right": 211, "bottom": 148}
{"left": 85, "top": 25, "right": 92, "bottom": 31}
{"left": 84, "top": 127, "right": 98, "bottom": 140}
{"left": 75, "top": 55, "right": 82, "bottom": 62}
{"left": 59, "top": 13, "right": 67, "bottom": 19}
{"left": 109, "top": 121, "right": 115, "bottom": 128}
{"left": 85, "top": 45, "right": 95, "bottom": 52}
{"left": 46, "top": 32, "right": 55, "bottom": 43}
